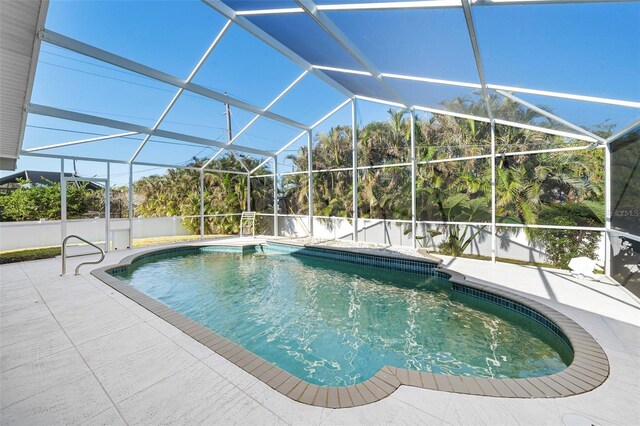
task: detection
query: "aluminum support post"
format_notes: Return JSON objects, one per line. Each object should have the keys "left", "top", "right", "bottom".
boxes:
{"left": 60, "top": 159, "right": 67, "bottom": 247}
{"left": 200, "top": 169, "right": 205, "bottom": 240}
{"left": 352, "top": 99, "right": 358, "bottom": 241}
{"left": 604, "top": 144, "right": 612, "bottom": 276}
{"left": 246, "top": 174, "right": 251, "bottom": 212}
{"left": 410, "top": 110, "right": 417, "bottom": 248}
{"left": 273, "top": 156, "right": 279, "bottom": 237}
{"left": 128, "top": 163, "right": 133, "bottom": 249}
{"left": 105, "top": 162, "right": 110, "bottom": 252}
{"left": 491, "top": 122, "right": 497, "bottom": 263}
{"left": 308, "top": 130, "right": 314, "bottom": 237}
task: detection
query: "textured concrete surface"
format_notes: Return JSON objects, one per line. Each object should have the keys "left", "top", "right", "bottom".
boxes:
{"left": 1, "top": 238, "right": 639, "bottom": 425}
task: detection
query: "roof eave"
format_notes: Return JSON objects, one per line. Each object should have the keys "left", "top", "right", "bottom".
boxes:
{"left": 13, "top": 0, "right": 49, "bottom": 169}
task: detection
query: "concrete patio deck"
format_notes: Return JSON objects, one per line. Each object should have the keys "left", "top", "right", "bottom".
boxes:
{"left": 1, "top": 238, "right": 639, "bottom": 425}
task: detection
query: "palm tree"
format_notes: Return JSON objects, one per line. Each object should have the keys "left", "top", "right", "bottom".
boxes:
{"left": 134, "top": 153, "right": 273, "bottom": 234}
{"left": 133, "top": 93, "right": 607, "bottom": 266}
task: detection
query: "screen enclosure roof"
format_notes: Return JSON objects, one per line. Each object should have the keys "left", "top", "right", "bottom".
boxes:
{"left": 1, "top": 0, "right": 639, "bottom": 172}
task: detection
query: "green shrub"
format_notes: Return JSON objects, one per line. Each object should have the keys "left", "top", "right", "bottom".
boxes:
{"left": 530, "top": 203, "right": 603, "bottom": 268}
{"left": 0, "top": 179, "right": 103, "bottom": 221}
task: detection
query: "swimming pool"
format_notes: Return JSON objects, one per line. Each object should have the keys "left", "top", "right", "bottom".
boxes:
{"left": 109, "top": 244, "right": 572, "bottom": 387}
{"left": 94, "top": 242, "right": 610, "bottom": 405}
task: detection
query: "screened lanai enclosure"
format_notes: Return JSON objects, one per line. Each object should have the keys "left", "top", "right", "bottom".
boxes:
{"left": 1, "top": 0, "right": 639, "bottom": 295}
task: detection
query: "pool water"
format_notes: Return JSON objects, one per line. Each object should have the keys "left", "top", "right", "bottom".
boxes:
{"left": 114, "top": 249, "right": 572, "bottom": 386}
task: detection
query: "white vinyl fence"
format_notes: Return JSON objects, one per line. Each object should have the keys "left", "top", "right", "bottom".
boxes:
{"left": 0, "top": 217, "right": 190, "bottom": 251}
{"left": 260, "top": 214, "right": 606, "bottom": 264}
{"left": 1, "top": 213, "right": 605, "bottom": 266}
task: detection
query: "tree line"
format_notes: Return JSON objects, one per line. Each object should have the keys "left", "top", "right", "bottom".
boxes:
{"left": 0, "top": 96, "right": 608, "bottom": 267}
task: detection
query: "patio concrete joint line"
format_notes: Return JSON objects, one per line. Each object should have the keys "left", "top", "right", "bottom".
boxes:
{"left": 39, "top": 29, "right": 309, "bottom": 131}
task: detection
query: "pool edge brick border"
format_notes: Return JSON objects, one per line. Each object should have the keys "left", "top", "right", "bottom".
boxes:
{"left": 90, "top": 242, "right": 610, "bottom": 409}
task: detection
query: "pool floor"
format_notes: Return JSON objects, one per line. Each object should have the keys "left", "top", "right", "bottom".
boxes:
{"left": 113, "top": 249, "right": 571, "bottom": 387}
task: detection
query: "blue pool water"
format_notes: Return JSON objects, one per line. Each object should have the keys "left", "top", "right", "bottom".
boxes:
{"left": 114, "top": 248, "right": 571, "bottom": 386}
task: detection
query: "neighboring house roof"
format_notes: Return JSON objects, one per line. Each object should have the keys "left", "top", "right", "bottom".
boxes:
{"left": 0, "top": 170, "right": 103, "bottom": 190}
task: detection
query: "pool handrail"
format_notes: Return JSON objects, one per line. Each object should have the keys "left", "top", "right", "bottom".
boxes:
{"left": 61, "top": 234, "right": 105, "bottom": 276}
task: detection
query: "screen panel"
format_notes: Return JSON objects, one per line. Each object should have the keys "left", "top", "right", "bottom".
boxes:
{"left": 610, "top": 125, "right": 640, "bottom": 236}
{"left": 508, "top": 93, "right": 639, "bottom": 137}
{"left": 45, "top": 0, "right": 228, "bottom": 78}
{"left": 326, "top": 7, "right": 479, "bottom": 83}
{"left": 415, "top": 111, "right": 491, "bottom": 161}
{"left": 315, "top": 0, "right": 439, "bottom": 4}
{"left": 249, "top": 175, "right": 275, "bottom": 214}
{"left": 22, "top": 115, "right": 143, "bottom": 162}
{"left": 222, "top": 1, "right": 296, "bottom": 10}
{"left": 321, "top": 70, "right": 393, "bottom": 102}
{"left": 135, "top": 138, "right": 218, "bottom": 167}
{"left": 356, "top": 101, "right": 410, "bottom": 166}
{"left": 609, "top": 236, "right": 640, "bottom": 296}
{"left": 313, "top": 170, "right": 353, "bottom": 218}
{"left": 232, "top": 116, "right": 302, "bottom": 153}
{"left": 358, "top": 166, "right": 411, "bottom": 220}
{"left": 157, "top": 93, "right": 249, "bottom": 142}
{"left": 278, "top": 134, "right": 308, "bottom": 172}
{"left": 246, "top": 13, "right": 367, "bottom": 71}
{"left": 496, "top": 228, "right": 605, "bottom": 271}
{"left": 493, "top": 123, "right": 591, "bottom": 155}
{"left": 313, "top": 127, "right": 353, "bottom": 169}
{"left": 269, "top": 73, "right": 348, "bottom": 127}
{"left": 32, "top": 46, "right": 178, "bottom": 127}
{"left": 389, "top": 79, "right": 488, "bottom": 118}
{"left": 487, "top": 90, "right": 597, "bottom": 137}
{"left": 496, "top": 150, "right": 604, "bottom": 227}
{"left": 280, "top": 172, "right": 309, "bottom": 215}
{"left": 475, "top": 2, "right": 640, "bottom": 101}
{"left": 416, "top": 158, "right": 491, "bottom": 223}
{"left": 193, "top": 25, "right": 304, "bottom": 107}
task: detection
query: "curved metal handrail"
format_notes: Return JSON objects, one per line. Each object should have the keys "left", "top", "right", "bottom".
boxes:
{"left": 61, "top": 235, "right": 105, "bottom": 276}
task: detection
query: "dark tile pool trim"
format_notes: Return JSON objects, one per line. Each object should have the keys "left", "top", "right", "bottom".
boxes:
{"left": 91, "top": 241, "right": 609, "bottom": 408}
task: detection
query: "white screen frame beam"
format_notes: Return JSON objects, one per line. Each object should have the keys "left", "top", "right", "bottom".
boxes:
{"left": 201, "top": 70, "right": 311, "bottom": 169}
{"left": 201, "top": 0, "right": 355, "bottom": 100}
{"left": 129, "top": 20, "right": 233, "bottom": 164}
{"left": 40, "top": 30, "right": 309, "bottom": 131}
{"left": 28, "top": 104, "right": 274, "bottom": 157}
{"left": 294, "top": 0, "right": 409, "bottom": 108}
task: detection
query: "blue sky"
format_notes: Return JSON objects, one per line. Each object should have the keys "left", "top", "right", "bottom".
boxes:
{"left": 9, "top": 0, "right": 640, "bottom": 185}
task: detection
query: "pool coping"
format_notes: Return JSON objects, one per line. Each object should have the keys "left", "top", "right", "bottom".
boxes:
{"left": 91, "top": 241, "right": 610, "bottom": 408}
